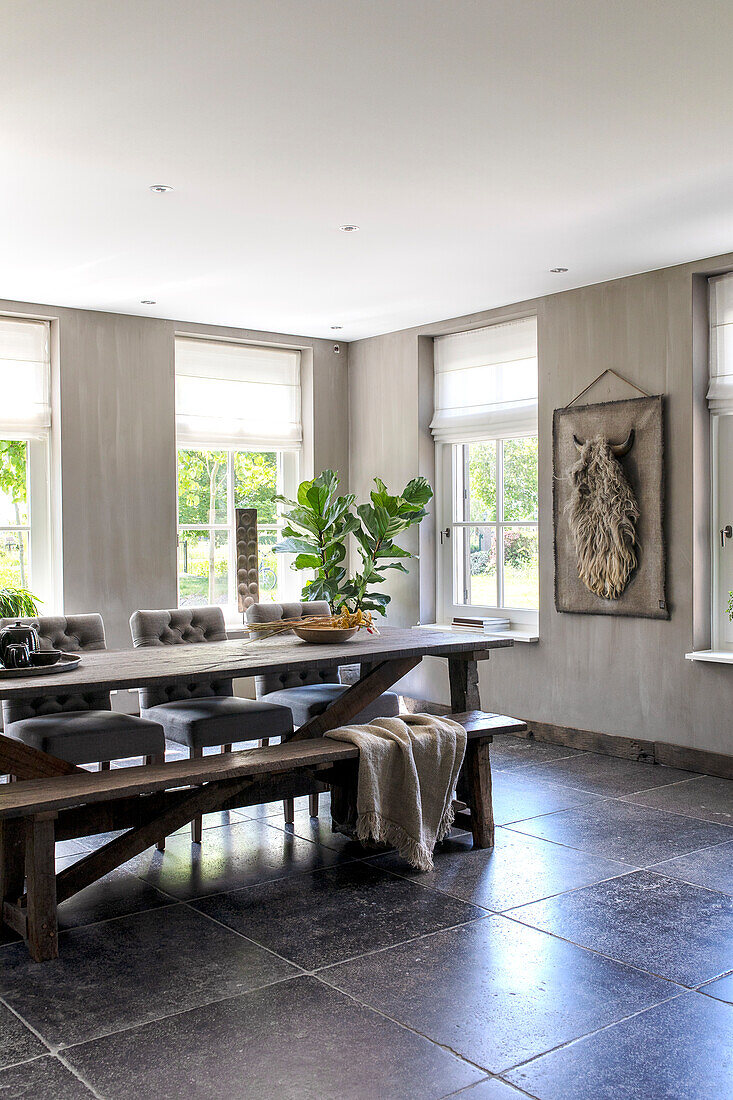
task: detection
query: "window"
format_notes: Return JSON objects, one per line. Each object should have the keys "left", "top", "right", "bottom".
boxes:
{"left": 0, "top": 317, "right": 53, "bottom": 605}
{"left": 174, "top": 337, "right": 301, "bottom": 619}
{"left": 432, "top": 317, "right": 538, "bottom": 625}
{"left": 708, "top": 274, "right": 733, "bottom": 649}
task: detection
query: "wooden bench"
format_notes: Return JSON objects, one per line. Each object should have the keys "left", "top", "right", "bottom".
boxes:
{"left": 0, "top": 710, "right": 526, "bottom": 961}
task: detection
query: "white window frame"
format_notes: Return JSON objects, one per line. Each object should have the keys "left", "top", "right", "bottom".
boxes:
{"left": 0, "top": 315, "right": 55, "bottom": 610}
{"left": 437, "top": 436, "right": 539, "bottom": 627}
{"left": 176, "top": 445, "right": 299, "bottom": 622}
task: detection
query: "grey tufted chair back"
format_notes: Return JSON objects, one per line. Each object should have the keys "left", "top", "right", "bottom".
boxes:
{"left": 129, "top": 606, "right": 233, "bottom": 709}
{"left": 246, "top": 601, "right": 340, "bottom": 696}
{"left": 1, "top": 614, "right": 111, "bottom": 725}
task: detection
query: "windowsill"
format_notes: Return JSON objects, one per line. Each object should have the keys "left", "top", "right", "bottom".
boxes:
{"left": 226, "top": 620, "right": 539, "bottom": 643}
{"left": 685, "top": 649, "right": 733, "bottom": 665}
{"left": 417, "top": 622, "right": 539, "bottom": 643}
{"left": 225, "top": 623, "right": 250, "bottom": 639}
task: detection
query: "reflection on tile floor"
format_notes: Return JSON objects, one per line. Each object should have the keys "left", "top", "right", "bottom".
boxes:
{"left": 2, "top": 733, "right": 732, "bottom": 1099}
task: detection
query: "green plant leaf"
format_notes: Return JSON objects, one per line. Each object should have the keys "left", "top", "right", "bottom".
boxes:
{"left": 274, "top": 536, "right": 320, "bottom": 556}
{"left": 292, "top": 553, "right": 323, "bottom": 570}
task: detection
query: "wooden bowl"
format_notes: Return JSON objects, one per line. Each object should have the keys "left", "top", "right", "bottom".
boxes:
{"left": 293, "top": 625, "right": 358, "bottom": 645}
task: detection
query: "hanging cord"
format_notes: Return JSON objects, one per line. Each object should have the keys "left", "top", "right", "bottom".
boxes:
{"left": 567, "top": 368, "right": 651, "bottom": 407}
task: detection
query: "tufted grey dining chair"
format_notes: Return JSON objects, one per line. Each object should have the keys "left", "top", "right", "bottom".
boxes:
{"left": 0, "top": 614, "right": 167, "bottom": 847}
{"left": 246, "top": 600, "right": 400, "bottom": 816}
{"left": 129, "top": 606, "right": 294, "bottom": 841}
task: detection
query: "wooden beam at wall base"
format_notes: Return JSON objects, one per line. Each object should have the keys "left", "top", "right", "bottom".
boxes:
{"left": 522, "top": 720, "right": 655, "bottom": 764}
{"left": 525, "top": 719, "right": 733, "bottom": 782}
{"left": 654, "top": 741, "right": 733, "bottom": 782}
{"left": 402, "top": 697, "right": 733, "bottom": 782}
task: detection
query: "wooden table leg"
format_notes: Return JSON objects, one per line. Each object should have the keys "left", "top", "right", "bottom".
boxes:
{"left": 25, "top": 813, "right": 58, "bottom": 962}
{"left": 448, "top": 656, "right": 482, "bottom": 712}
{"left": 0, "top": 818, "right": 26, "bottom": 912}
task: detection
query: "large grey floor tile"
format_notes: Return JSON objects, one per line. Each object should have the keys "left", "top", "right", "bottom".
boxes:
{"left": 516, "top": 753, "right": 694, "bottom": 796}
{"left": 170, "top": 808, "right": 250, "bottom": 835}
{"left": 193, "top": 861, "right": 482, "bottom": 969}
{"left": 132, "top": 814, "right": 353, "bottom": 901}
{"left": 491, "top": 770, "right": 603, "bottom": 826}
{"left": 0, "top": 904, "right": 297, "bottom": 1047}
{"left": 0, "top": 1002, "right": 47, "bottom": 1068}
{"left": 368, "top": 827, "right": 631, "bottom": 912}
{"left": 243, "top": 793, "right": 325, "bottom": 819}
{"left": 512, "top": 869, "right": 733, "bottom": 986}
{"left": 506, "top": 991, "right": 732, "bottom": 1100}
{"left": 270, "top": 803, "right": 377, "bottom": 856}
{"left": 0, "top": 1055, "right": 94, "bottom": 1098}
{"left": 488, "top": 736, "right": 587, "bottom": 773}
{"left": 700, "top": 972, "right": 733, "bottom": 1004}
{"left": 321, "top": 914, "right": 674, "bottom": 1073}
{"left": 445, "top": 1077, "right": 531, "bottom": 1098}
{"left": 55, "top": 838, "right": 90, "bottom": 858}
{"left": 622, "top": 774, "right": 733, "bottom": 826}
{"left": 54, "top": 854, "right": 175, "bottom": 930}
{"left": 65, "top": 975, "right": 482, "bottom": 1100}
{"left": 649, "top": 840, "right": 733, "bottom": 895}
{"left": 507, "top": 798, "right": 733, "bottom": 864}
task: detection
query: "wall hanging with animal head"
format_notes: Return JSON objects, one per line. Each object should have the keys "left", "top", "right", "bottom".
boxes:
{"left": 553, "top": 394, "right": 667, "bottom": 619}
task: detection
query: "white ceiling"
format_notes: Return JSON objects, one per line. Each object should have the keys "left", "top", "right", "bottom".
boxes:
{"left": 3, "top": 0, "right": 733, "bottom": 341}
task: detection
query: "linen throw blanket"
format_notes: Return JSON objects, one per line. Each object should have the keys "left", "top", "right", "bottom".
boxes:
{"left": 324, "top": 714, "right": 467, "bottom": 871}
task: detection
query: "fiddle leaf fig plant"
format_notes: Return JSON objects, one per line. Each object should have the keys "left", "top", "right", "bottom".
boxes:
{"left": 274, "top": 469, "right": 433, "bottom": 616}
{"left": 0, "top": 587, "right": 40, "bottom": 620}
{"left": 274, "top": 469, "right": 359, "bottom": 610}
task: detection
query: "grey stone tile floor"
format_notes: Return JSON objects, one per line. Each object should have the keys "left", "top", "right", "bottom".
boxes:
{"left": 1, "top": 734, "right": 731, "bottom": 1098}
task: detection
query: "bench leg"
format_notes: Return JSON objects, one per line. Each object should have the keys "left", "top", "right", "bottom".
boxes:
{"left": 462, "top": 740, "right": 494, "bottom": 848}
{"left": 309, "top": 793, "right": 319, "bottom": 817}
{"left": 26, "top": 813, "right": 58, "bottom": 962}
{"left": 283, "top": 798, "right": 295, "bottom": 825}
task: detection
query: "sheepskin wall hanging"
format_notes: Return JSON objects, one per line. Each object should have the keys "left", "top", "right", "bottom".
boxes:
{"left": 553, "top": 394, "right": 667, "bottom": 619}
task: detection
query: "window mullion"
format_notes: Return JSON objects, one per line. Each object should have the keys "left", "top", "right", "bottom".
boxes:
{"left": 227, "top": 451, "right": 236, "bottom": 615}
{"left": 496, "top": 440, "right": 504, "bottom": 609}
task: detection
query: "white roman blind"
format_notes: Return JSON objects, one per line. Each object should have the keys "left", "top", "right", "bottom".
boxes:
{"left": 709, "top": 273, "right": 733, "bottom": 414}
{"left": 175, "top": 337, "right": 301, "bottom": 448}
{"left": 430, "top": 316, "right": 538, "bottom": 443}
{"left": 0, "top": 317, "right": 51, "bottom": 436}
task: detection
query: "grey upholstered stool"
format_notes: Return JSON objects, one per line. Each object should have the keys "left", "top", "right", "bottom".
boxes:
{"left": 246, "top": 600, "right": 400, "bottom": 816}
{"left": 129, "top": 606, "right": 294, "bottom": 841}
{"left": 0, "top": 614, "right": 167, "bottom": 848}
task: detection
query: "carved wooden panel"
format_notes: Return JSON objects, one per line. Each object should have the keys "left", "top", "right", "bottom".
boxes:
{"left": 235, "top": 508, "right": 260, "bottom": 614}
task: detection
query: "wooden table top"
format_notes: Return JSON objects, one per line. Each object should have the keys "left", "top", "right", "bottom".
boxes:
{"left": 0, "top": 627, "right": 513, "bottom": 700}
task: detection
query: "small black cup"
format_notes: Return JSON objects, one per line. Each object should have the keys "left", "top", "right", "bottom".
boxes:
{"left": 3, "top": 642, "right": 31, "bottom": 669}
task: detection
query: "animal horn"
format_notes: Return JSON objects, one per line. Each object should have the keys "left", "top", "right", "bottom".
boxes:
{"left": 573, "top": 434, "right": 584, "bottom": 451}
{"left": 609, "top": 429, "right": 635, "bottom": 458}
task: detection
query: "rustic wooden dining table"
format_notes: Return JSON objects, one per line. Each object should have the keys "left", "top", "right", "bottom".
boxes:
{"left": 0, "top": 626, "right": 516, "bottom": 960}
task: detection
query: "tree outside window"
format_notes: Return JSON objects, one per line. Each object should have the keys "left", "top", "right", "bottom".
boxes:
{"left": 176, "top": 448, "right": 284, "bottom": 613}
{"left": 0, "top": 441, "right": 31, "bottom": 589}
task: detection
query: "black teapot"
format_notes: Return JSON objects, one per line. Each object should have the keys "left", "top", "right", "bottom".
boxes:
{"left": 0, "top": 621, "right": 40, "bottom": 666}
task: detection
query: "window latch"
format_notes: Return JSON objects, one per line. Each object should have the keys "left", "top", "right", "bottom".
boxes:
{"left": 722, "top": 525, "right": 733, "bottom": 548}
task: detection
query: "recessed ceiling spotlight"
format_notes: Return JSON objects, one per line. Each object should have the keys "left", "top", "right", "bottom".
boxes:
{"left": 331, "top": 325, "right": 343, "bottom": 330}
{"left": 149, "top": 184, "right": 173, "bottom": 193}
{"left": 140, "top": 299, "right": 156, "bottom": 305}
{"left": 339, "top": 224, "right": 360, "bottom": 232}
{"left": 549, "top": 267, "right": 568, "bottom": 273}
